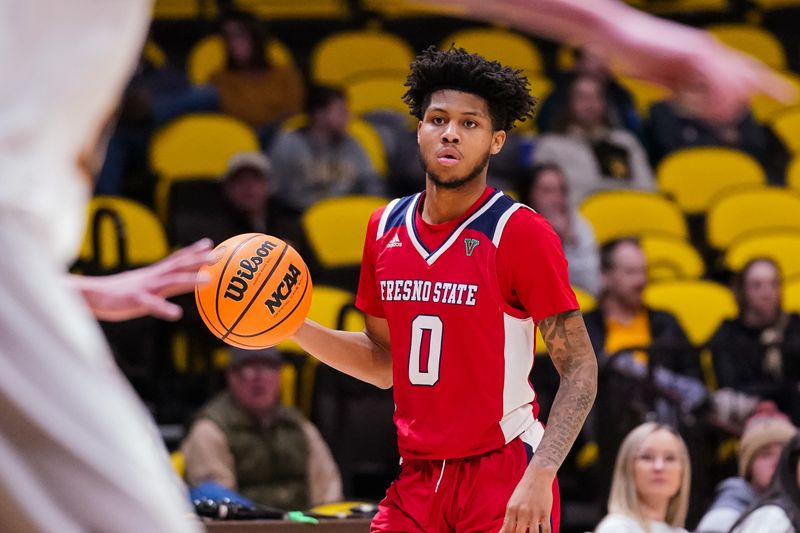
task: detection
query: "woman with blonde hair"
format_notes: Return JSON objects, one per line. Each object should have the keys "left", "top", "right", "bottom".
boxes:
{"left": 595, "top": 422, "right": 691, "bottom": 533}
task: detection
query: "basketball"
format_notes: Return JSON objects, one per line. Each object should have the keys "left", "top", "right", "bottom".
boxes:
{"left": 195, "top": 233, "right": 312, "bottom": 349}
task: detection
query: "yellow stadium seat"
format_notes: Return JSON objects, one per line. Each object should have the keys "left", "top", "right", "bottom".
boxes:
{"left": 723, "top": 230, "right": 800, "bottom": 279}
{"left": 441, "top": 28, "right": 543, "bottom": 73}
{"left": 79, "top": 196, "right": 169, "bottom": 272}
{"left": 580, "top": 190, "right": 688, "bottom": 245}
{"left": 644, "top": 280, "right": 737, "bottom": 346}
{"left": 706, "top": 24, "right": 786, "bottom": 70}
{"left": 556, "top": 46, "right": 576, "bottom": 72}
{"left": 302, "top": 195, "right": 389, "bottom": 269}
{"left": 752, "top": 0, "right": 800, "bottom": 9}
{"left": 144, "top": 40, "right": 167, "bottom": 68}
{"left": 706, "top": 186, "right": 800, "bottom": 249}
{"left": 361, "top": 0, "right": 464, "bottom": 17}
{"left": 170, "top": 450, "right": 185, "bottom": 479}
{"left": 750, "top": 71, "right": 800, "bottom": 123}
{"left": 535, "top": 286, "right": 597, "bottom": 354}
{"left": 345, "top": 74, "right": 410, "bottom": 116}
{"left": 784, "top": 277, "right": 800, "bottom": 313}
{"left": 348, "top": 119, "right": 389, "bottom": 177}
{"left": 152, "top": 0, "right": 213, "bottom": 19}
{"left": 618, "top": 77, "right": 670, "bottom": 118}
{"left": 656, "top": 147, "right": 766, "bottom": 214}
{"left": 640, "top": 235, "right": 705, "bottom": 281}
{"left": 149, "top": 114, "right": 260, "bottom": 220}
{"left": 786, "top": 156, "right": 800, "bottom": 192}
{"left": 187, "top": 34, "right": 294, "bottom": 85}
{"left": 234, "top": 0, "right": 348, "bottom": 19}
{"left": 311, "top": 30, "right": 415, "bottom": 86}
{"left": 769, "top": 106, "right": 800, "bottom": 154}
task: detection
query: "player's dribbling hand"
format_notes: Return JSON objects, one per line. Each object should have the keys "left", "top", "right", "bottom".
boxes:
{"left": 500, "top": 472, "right": 553, "bottom": 533}
{"left": 75, "top": 238, "right": 214, "bottom": 322}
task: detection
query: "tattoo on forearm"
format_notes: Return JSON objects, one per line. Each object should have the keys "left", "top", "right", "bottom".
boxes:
{"left": 533, "top": 309, "right": 598, "bottom": 470}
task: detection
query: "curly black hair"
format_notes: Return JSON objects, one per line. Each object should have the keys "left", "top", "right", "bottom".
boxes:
{"left": 403, "top": 45, "right": 536, "bottom": 131}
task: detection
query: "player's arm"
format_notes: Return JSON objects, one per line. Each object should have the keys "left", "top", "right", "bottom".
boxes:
{"left": 71, "top": 239, "right": 213, "bottom": 322}
{"left": 502, "top": 310, "right": 597, "bottom": 533}
{"left": 424, "top": 0, "right": 793, "bottom": 122}
{"left": 292, "top": 315, "right": 393, "bottom": 389}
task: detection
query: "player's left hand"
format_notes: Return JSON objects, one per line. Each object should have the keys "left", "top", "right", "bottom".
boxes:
{"left": 75, "top": 238, "right": 214, "bottom": 322}
{"left": 500, "top": 472, "right": 554, "bottom": 533}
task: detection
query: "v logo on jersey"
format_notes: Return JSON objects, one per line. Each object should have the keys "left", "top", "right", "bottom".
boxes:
{"left": 387, "top": 234, "right": 403, "bottom": 248}
{"left": 464, "top": 238, "right": 479, "bottom": 256}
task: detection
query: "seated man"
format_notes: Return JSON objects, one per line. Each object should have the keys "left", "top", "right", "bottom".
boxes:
{"left": 584, "top": 238, "right": 699, "bottom": 378}
{"left": 181, "top": 347, "right": 342, "bottom": 510}
{"left": 268, "top": 85, "right": 385, "bottom": 213}
{"left": 170, "top": 151, "right": 299, "bottom": 249}
{"left": 582, "top": 238, "right": 704, "bottom": 505}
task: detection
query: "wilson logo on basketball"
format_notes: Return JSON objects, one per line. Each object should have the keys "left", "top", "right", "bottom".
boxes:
{"left": 223, "top": 240, "right": 280, "bottom": 301}
{"left": 264, "top": 263, "right": 303, "bottom": 315}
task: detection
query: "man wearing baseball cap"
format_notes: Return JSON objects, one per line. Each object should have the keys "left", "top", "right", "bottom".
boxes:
{"left": 181, "top": 347, "right": 342, "bottom": 510}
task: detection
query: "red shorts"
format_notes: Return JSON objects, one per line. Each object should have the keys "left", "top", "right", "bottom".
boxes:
{"left": 371, "top": 436, "right": 561, "bottom": 533}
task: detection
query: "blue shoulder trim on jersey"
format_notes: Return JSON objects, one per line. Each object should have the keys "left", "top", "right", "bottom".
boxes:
{"left": 384, "top": 194, "right": 417, "bottom": 233}
{"left": 465, "top": 193, "right": 518, "bottom": 240}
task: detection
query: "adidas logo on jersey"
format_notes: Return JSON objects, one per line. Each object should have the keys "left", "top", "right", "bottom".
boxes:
{"left": 387, "top": 234, "right": 403, "bottom": 248}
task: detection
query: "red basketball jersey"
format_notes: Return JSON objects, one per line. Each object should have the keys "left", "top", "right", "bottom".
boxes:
{"left": 356, "top": 187, "right": 577, "bottom": 460}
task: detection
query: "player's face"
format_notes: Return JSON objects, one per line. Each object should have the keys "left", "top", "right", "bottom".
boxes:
{"left": 750, "top": 442, "right": 783, "bottom": 491}
{"left": 227, "top": 360, "right": 282, "bottom": 415}
{"left": 743, "top": 261, "right": 781, "bottom": 321}
{"left": 633, "top": 430, "right": 684, "bottom": 506}
{"left": 417, "top": 89, "right": 506, "bottom": 190}
{"left": 604, "top": 242, "right": 648, "bottom": 309}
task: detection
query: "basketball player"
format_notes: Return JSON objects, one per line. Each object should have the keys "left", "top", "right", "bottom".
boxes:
{"left": 0, "top": 1, "right": 209, "bottom": 531}
{"left": 293, "top": 46, "right": 597, "bottom": 533}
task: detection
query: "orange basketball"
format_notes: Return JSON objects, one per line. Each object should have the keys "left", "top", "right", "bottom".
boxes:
{"left": 195, "top": 233, "right": 312, "bottom": 349}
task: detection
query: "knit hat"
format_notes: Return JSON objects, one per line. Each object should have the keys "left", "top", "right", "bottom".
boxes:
{"left": 738, "top": 415, "right": 797, "bottom": 477}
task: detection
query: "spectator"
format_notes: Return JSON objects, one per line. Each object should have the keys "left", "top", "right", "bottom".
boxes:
{"left": 709, "top": 258, "right": 800, "bottom": 425}
{"left": 584, "top": 238, "right": 699, "bottom": 379}
{"left": 96, "top": 44, "right": 190, "bottom": 200}
{"left": 169, "top": 152, "right": 300, "bottom": 249}
{"left": 181, "top": 347, "right": 343, "bottom": 510}
{"left": 210, "top": 10, "right": 305, "bottom": 138}
{"left": 696, "top": 412, "right": 797, "bottom": 533}
{"left": 583, "top": 238, "right": 703, "bottom": 507}
{"left": 595, "top": 422, "right": 691, "bottom": 533}
{"left": 646, "top": 82, "right": 766, "bottom": 165}
{"left": 531, "top": 73, "right": 654, "bottom": 208}
{"left": 151, "top": 10, "right": 305, "bottom": 148}
{"left": 269, "top": 85, "right": 385, "bottom": 213}
{"left": 518, "top": 163, "right": 601, "bottom": 295}
{"left": 730, "top": 432, "right": 800, "bottom": 533}
{"left": 537, "top": 47, "right": 641, "bottom": 137}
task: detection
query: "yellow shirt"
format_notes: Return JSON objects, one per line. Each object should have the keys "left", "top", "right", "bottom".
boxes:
{"left": 211, "top": 64, "right": 305, "bottom": 129}
{"left": 605, "top": 310, "right": 651, "bottom": 363}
